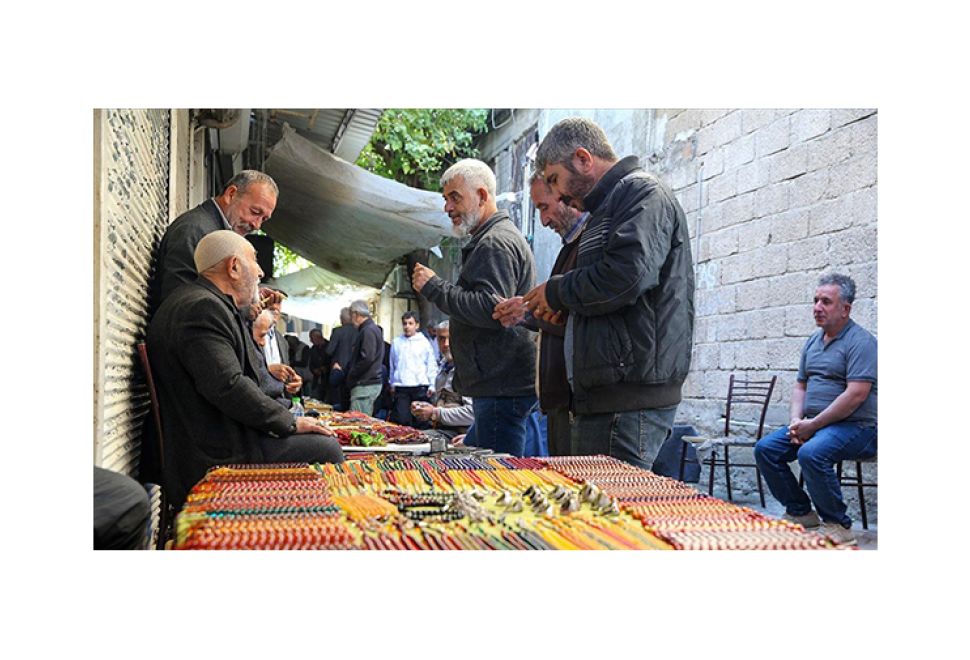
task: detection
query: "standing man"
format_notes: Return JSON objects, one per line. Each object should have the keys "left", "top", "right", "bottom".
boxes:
{"left": 525, "top": 117, "right": 695, "bottom": 471}
{"left": 412, "top": 159, "right": 537, "bottom": 457}
{"left": 325, "top": 307, "right": 357, "bottom": 409}
{"left": 754, "top": 273, "right": 877, "bottom": 546}
{"left": 147, "top": 230, "right": 343, "bottom": 508}
{"left": 493, "top": 172, "right": 588, "bottom": 456}
{"left": 149, "top": 170, "right": 279, "bottom": 316}
{"left": 307, "top": 328, "right": 330, "bottom": 401}
{"left": 344, "top": 300, "right": 385, "bottom": 416}
{"left": 389, "top": 311, "right": 438, "bottom": 427}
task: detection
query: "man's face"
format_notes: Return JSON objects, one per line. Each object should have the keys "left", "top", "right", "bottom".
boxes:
{"left": 436, "top": 328, "right": 452, "bottom": 363}
{"left": 813, "top": 284, "right": 851, "bottom": 332}
{"left": 351, "top": 311, "right": 365, "bottom": 328}
{"left": 309, "top": 331, "right": 324, "bottom": 347}
{"left": 253, "top": 316, "right": 271, "bottom": 347}
{"left": 544, "top": 156, "right": 597, "bottom": 212}
{"left": 531, "top": 180, "right": 582, "bottom": 238}
{"left": 442, "top": 176, "right": 482, "bottom": 238}
{"left": 234, "top": 246, "right": 263, "bottom": 308}
{"left": 402, "top": 317, "right": 418, "bottom": 337}
{"left": 224, "top": 182, "right": 277, "bottom": 235}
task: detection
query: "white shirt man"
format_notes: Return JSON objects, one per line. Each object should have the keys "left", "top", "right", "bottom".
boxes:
{"left": 389, "top": 312, "right": 438, "bottom": 427}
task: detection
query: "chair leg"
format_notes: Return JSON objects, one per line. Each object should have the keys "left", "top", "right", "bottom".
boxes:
{"left": 708, "top": 450, "right": 716, "bottom": 497}
{"left": 856, "top": 461, "right": 868, "bottom": 530}
{"left": 724, "top": 446, "right": 733, "bottom": 501}
{"left": 756, "top": 467, "right": 766, "bottom": 508}
{"left": 678, "top": 441, "right": 687, "bottom": 482}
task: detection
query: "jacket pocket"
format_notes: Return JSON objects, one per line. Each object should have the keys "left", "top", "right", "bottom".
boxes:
{"left": 575, "top": 315, "right": 633, "bottom": 389}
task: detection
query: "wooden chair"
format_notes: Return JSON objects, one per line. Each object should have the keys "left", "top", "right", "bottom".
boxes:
{"left": 799, "top": 456, "right": 878, "bottom": 529}
{"left": 679, "top": 374, "right": 777, "bottom": 507}
{"left": 136, "top": 342, "right": 173, "bottom": 549}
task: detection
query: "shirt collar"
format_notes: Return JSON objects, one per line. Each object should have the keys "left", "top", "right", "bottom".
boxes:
{"left": 212, "top": 197, "right": 232, "bottom": 230}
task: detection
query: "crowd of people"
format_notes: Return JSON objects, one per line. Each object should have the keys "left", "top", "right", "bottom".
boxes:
{"left": 95, "top": 117, "right": 876, "bottom": 549}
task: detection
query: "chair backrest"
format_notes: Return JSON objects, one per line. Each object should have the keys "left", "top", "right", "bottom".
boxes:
{"left": 136, "top": 342, "right": 165, "bottom": 471}
{"left": 724, "top": 374, "right": 777, "bottom": 440}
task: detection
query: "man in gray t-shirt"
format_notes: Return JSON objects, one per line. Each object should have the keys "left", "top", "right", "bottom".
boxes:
{"left": 754, "top": 273, "right": 877, "bottom": 546}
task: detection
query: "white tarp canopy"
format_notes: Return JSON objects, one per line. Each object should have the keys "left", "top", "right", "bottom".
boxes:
{"left": 266, "top": 265, "right": 377, "bottom": 326}
{"left": 263, "top": 125, "right": 452, "bottom": 289}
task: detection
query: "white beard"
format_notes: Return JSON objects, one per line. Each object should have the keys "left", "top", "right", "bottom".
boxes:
{"left": 451, "top": 208, "right": 481, "bottom": 238}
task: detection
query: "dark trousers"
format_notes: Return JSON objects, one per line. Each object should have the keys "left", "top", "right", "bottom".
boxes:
{"left": 546, "top": 406, "right": 572, "bottom": 456}
{"left": 390, "top": 385, "right": 431, "bottom": 428}
{"left": 258, "top": 433, "right": 345, "bottom": 465}
{"left": 326, "top": 368, "right": 349, "bottom": 411}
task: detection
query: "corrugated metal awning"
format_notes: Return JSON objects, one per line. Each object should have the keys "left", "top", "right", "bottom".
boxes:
{"left": 266, "top": 109, "right": 383, "bottom": 163}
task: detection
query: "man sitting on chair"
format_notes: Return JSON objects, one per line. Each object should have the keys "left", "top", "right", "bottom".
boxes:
{"left": 753, "top": 273, "right": 877, "bottom": 546}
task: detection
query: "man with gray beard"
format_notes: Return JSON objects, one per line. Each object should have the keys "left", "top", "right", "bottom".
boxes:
{"left": 411, "top": 159, "right": 537, "bottom": 457}
{"left": 147, "top": 230, "right": 343, "bottom": 508}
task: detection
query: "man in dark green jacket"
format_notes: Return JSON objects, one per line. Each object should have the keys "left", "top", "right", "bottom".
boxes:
{"left": 412, "top": 159, "right": 537, "bottom": 456}
{"left": 527, "top": 117, "right": 695, "bottom": 471}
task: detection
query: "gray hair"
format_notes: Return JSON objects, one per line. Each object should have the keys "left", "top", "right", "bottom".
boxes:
{"left": 339, "top": 307, "right": 352, "bottom": 324}
{"left": 254, "top": 309, "right": 275, "bottom": 330}
{"left": 440, "top": 159, "right": 496, "bottom": 199}
{"left": 349, "top": 299, "right": 371, "bottom": 317}
{"left": 435, "top": 320, "right": 450, "bottom": 331}
{"left": 225, "top": 170, "right": 279, "bottom": 197}
{"left": 818, "top": 272, "right": 857, "bottom": 304}
{"left": 535, "top": 117, "right": 618, "bottom": 171}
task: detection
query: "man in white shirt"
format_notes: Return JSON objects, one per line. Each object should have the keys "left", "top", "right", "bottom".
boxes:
{"left": 389, "top": 311, "right": 438, "bottom": 428}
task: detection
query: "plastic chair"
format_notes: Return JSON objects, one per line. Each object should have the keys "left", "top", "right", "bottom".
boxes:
{"left": 679, "top": 374, "right": 777, "bottom": 507}
{"left": 136, "top": 342, "right": 174, "bottom": 549}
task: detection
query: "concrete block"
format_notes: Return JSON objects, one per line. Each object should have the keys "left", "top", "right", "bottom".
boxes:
{"left": 708, "top": 226, "right": 740, "bottom": 259}
{"left": 736, "top": 278, "right": 771, "bottom": 312}
{"left": 768, "top": 143, "right": 809, "bottom": 183}
{"left": 711, "top": 111, "right": 743, "bottom": 149}
{"left": 709, "top": 171, "right": 737, "bottom": 203}
{"left": 665, "top": 110, "right": 702, "bottom": 141}
{"left": 696, "top": 285, "right": 737, "bottom": 316}
{"left": 720, "top": 253, "right": 748, "bottom": 284}
{"left": 845, "top": 261, "right": 878, "bottom": 299}
{"left": 850, "top": 297, "right": 878, "bottom": 335}
{"left": 693, "top": 342, "right": 720, "bottom": 371}
{"left": 769, "top": 272, "right": 816, "bottom": 308}
{"left": 827, "top": 154, "right": 878, "bottom": 197}
{"left": 724, "top": 134, "right": 755, "bottom": 170}
{"left": 703, "top": 370, "right": 733, "bottom": 398}
{"left": 789, "top": 168, "right": 829, "bottom": 209}
{"left": 750, "top": 244, "right": 788, "bottom": 278}
{"left": 696, "top": 261, "right": 719, "bottom": 289}
{"left": 832, "top": 108, "right": 876, "bottom": 128}
{"left": 791, "top": 109, "right": 832, "bottom": 143}
{"left": 735, "top": 340, "right": 768, "bottom": 369}
{"left": 755, "top": 116, "right": 791, "bottom": 157}
{"left": 736, "top": 159, "right": 769, "bottom": 194}
{"left": 807, "top": 127, "right": 852, "bottom": 172}
{"left": 739, "top": 217, "right": 772, "bottom": 252}
{"left": 766, "top": 337, "right": 805, "bottom": 370}
{"left": 827, "top": 225, "right": 878, "bottom": 267}
{"left": 717, "top": 313, "right": 748, "bottom": 341}
{"left": 848, "top": 113, "right": 878, "bottom": 157}
{"left": 754, "top": 182, "right": 790, "bottom": 217}
{"left": 787, "top": 235, "right": 831, "bottom": 271}
{"left": 769, "top": 208, "right": 810, "bottom": 243}
{"left": 721, "top": 191, "right": 756, "bottom": 227}
{"left": 700, "top": 200, "right": 725, "bottom": 233}
{"left": 694, "top": 316, "right": 718, "bottom": 343}
{"left": 849, "top": 184, "right": 878, "bottom": 227}
{"left": 807, "top": 197, "right": 853, "bottom": 236}
{"left": 677, "top": 183, "right": 701, "bottom": 213}
{"left": 700, "top": 109, "right": 732, "bottom": 126}
{"left": 761, "top": 307, "right": 787, "bottom": 338}
{"left": 701, "top": 147, "right": 725, "bottom": 180}
{"left": 695, "top": 124, "right": 716, "bottom": 156}
{"left": 740, "top": 108, "right": 776, "bottom": 134}
{"left": 785, "top": 304, "right": 816, "bottom": 337}
{"left": 719, "top": 342, "right": 737, "bottom": 370}
{"left": 681, "top": 371, "right": 703, "bottom": 399}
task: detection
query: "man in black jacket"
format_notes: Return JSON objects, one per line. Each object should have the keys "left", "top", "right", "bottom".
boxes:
{"left": 493, "top": 173, "right": 588, "bottom": 456}
{"left": 345, "top": 299, "right": 384, "bottom": 415}
{"left": 147, "top": 230, "right": 343, "bottom": 508}
{"left": 148, "top": 170, "right": 279, "bottom": 317}
{"left": 324, "top": 307, "right": 357, "bottom": 409}
{"left": 526, "top": 117, "right": 695, "bottom": 471}
{"left": 412, "top": 159, "right": 537, "bottom": 456}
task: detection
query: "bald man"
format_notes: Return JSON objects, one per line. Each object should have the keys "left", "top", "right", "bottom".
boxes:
{"left": 147, "top": 230, "right": 344, "bottom": 508}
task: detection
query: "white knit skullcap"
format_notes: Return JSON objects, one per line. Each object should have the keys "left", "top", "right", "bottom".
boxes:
{"left": 194, "top": 230, "right": 252, "bottom": 273}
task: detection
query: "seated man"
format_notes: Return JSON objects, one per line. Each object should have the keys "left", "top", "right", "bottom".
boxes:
{"left": 754, "top": 273, "right": 877, "bottom": 546}
{"left": 252, "top": 310, "right": 302, "bottom": 407}
{"left": 147, "top": 230, "right": 343, "bottom": 508}
{"left": 410, "top": 320, "right": 473, "bottom": 440}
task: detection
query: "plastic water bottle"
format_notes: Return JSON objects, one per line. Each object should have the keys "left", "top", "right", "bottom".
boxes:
{"left": 291, "top": 396, "right": 304, "bottom": 419}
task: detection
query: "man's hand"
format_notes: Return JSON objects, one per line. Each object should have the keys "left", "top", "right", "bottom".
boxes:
{"left": 283, "top": 374, "right": 303, "bottom": 395}
{"left": 332, "top": 362, "right": 342, "bottom": 372}
{"left": 451, "top": 433, "right": 466, "bottom": 446}
{"left": 411, "top": 401, "right": 434, "bottom": 422}
{"left": 522, "top": 282, "right": 562, "bottom": 323}
{"left": 493, "top": 296, "right": 528, "bottom": 328}
{"left": 268, "top": 363, "right": 297, "bottom": 383}
{"left": 789, "top": 418, "right": 817, "bottom": 445}
{"left": 259, "top": 287, "right": 285, "bottom": 309}
{"left": 411, "top": 263, "right": 437, "bottom": 293}
{"left": 294, "top": 417, "right": 336, "bottom": 437}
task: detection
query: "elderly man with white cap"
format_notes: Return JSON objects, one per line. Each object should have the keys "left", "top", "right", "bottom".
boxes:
{"left": 146, "top": 230, "right": 344, "bottom": 509}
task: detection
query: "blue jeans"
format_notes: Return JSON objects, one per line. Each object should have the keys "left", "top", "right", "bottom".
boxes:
{"left": 463, "top": 394, "right": 538, "bottom": 457}
{"left": 572, "top": 405, "right": 679, "bottom": 471}
{"left": 754, "top": 422, "right": 877, "bottom": 527}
